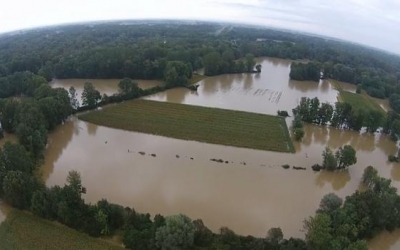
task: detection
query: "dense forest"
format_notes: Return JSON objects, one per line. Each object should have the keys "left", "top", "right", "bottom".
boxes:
{"left": 1, "top": 21, "right": 400, "bottom": 249}
{"left": 0, "top": 21, "right": 400, "bottom": 111}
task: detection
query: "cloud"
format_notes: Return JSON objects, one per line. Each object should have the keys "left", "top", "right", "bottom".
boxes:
{"left": 0, "top": 0, "right": 399, "bottom": 54}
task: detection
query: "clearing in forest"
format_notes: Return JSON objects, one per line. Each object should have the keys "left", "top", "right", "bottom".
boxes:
{"left": 79, "top": 99, "right": 295, "bottom": 153}
{"left": 0, "top": 210, "right": 123, "bottom": 250}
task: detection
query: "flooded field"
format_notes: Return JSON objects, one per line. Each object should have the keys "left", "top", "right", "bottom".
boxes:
{"left": 1, "top": 57, "right": 399, "bottom": 249}
{"left": 145, "top": 58, "right": 338, "bottom": 114}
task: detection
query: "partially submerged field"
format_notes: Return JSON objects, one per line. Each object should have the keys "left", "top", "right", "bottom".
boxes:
{"left": 0, "top": 210, "right": 123, "bottom": 250}
{"left": 331, "top": 79, "right": 386, "bottom": 115}
{"left": 340, "top": 91, "right": 386, "bottom": 115}
{"left": 79, "top": 100, "right": 294, "bottom": 153}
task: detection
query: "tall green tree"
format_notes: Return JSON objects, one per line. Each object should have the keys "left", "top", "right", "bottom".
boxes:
{"left": 245, "top": 53, "right": 256, "bottom": 72}
{"left": 2, "top": 170, "right": 35, "bottom": 209}
{"left": 118, "top": 78, "right": 140, "bottom": 96}
{"left": 322, "top": 147, "right": 337, "bottom": 171}
{"left": 81, "top": 82, "right": 101, "bottom": 108}
{"left": 69, "top": 86, "right": 80, "bottom": 110}
{"left": 303, "top": 213, "right": 332, "bottom": 250}
{"left": 164, "top": 61, "right": 191, "bottom": 87}
{"left": 155, "top": 214, "right": 196, "bottom": 250}
{"left": 335, "top": 145, "right": 357, "bottom": 170}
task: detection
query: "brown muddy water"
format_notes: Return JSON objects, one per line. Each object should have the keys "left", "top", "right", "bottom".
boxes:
{"left": 1, "top": 58, "right": 399, "bottom": 249}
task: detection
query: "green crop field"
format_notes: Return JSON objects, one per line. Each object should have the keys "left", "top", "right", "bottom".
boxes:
{"left": 0, "top": 210, "right": 123, "bottom": 250}
{"left": 340, "top": 91, "right": 386, "bottom": 115}
{"left": 79, "top": 100, "right": 294, "bottom": 153}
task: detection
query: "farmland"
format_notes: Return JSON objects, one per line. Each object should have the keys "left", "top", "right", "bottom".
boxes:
{"left": 340, "top": 91, "right": 386, "bottom": 116}
{"left": 0, "top": 210, "right": 123, "bottom": 250}
{"left": 331, "top": 79, "right": 386, "bottom": 116}
{"left": 79, "top": 99, "right": 294, "bottom": 153}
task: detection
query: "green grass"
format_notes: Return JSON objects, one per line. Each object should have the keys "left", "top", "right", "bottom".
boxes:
{"left": 330, "top": 79, "right": 386, "bottom": 116}
{"left": 340, "top": 91, "right": 386, "bottom": 115}
{"left": 79, "top": 100, "right": 295, "bottom": 153}
{"left": 0, "top": 210, "right": 123, "bottom": 250}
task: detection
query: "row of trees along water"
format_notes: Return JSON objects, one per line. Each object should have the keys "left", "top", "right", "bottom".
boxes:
{"left": 0, "top": 23, "right": 400, "bottom": 111}
{"left": 291, "top": 97, "right": 400, "bottom": 141}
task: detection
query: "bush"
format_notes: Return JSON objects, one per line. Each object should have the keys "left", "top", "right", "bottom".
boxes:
{"left": 277, "top": 110, "right": 289, "bottom": 117}
{"left": 293, "top": 128, "right": 305, "bottom": 141}
{"left": 356, "top": 85, "right": 362, "bottom": 94}
{"left": 388, "top": 154, "right": 399, "bottom": 163}
{"left": 311, "top": 164, "right": 322, "bottom": 171}
{"left": 282, "top": 164, "right": 290, "bottom": 169}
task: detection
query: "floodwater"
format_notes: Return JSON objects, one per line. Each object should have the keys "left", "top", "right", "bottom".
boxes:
{"left": 2, "top": 57, "right": 400, "bottom": 249}
{"left": 51, "top": 79, "right": 163, "bottom": 101}
{"left": 145, "top": 58, "right": 338, "bottom": 114}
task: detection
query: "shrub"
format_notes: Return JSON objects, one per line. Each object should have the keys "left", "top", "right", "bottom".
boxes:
{"left": 282, "top": 164, "right": 290, "bottom": 169}
{"left": 388, "top": 154, "right": 399, "bottom": 162}
{"left": 277, "top": 110, "right": 289, "bottom": 117}
{"left": 293, "top": 128, "right": 305, "bottom": 141}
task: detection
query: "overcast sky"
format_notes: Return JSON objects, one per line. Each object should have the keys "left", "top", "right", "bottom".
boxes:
{"left": 1, "top": 0, "right": 399, "bottom": 54}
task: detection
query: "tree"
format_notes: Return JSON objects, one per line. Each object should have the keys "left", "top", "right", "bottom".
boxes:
{"left": 69, "top": 86, "right": 80, "bottom": 110}
{"left": 316, "top": 103, "right": 334, "bottom": 125}
{"left": 155, "top": 214, "right": 195, "bottom": 250}
{"left": 2, "top": 171, "right": 34, "bottom": 209}
{"left": 67, "top": 170, "right": 84, "bottom": 194}
{"left": 245, "top": 53, "right": 256, "bottom": 72}
{"left": 293, "top": 128, "right": 305, "bottom": 141}
{"left": 266, "top": 227, "right": 283, "bottom": 244}
{"left": 255, "top": 64, "right": 262, "bottom": 73}
{"left": 317, "top": 193, "right": 343, "bottom": 214}
{"left": 335, "top": 145, "right": 357, "bottom": 170}
{"left": 0, "top": 141, "right": 34, "bottom": 174}
{"left": 193, "top": 219, "right": 213, "bottom": 247}
{"left": 123, "top": 211, "right": 155, "bottom": 250}
{"left": 356, "top": 85, "right": 362, "bottom": 94}
{"left": 164, "top": 61, "right": 190, "bottom": 87}
{"left": 362, "top": 166, "right": 378, "bottom": 189}
{"left": 348, "top": 240, "right": 368, "bottom": 250}
{"left": 364, "top": 110, "right": 383, "bottom": 133}
{"left": 322, "top": 147, "right": 337, "bottom": 171}
{"left": 81, "top": 82, "right": 101, "bottom": 108}
{"left": 303, "top": 213, "right": 332, "bottom": 250}
{"left": 118, "top": 78, "right": 140, "bottom": 97}
{"left": 1, "top": 99, "right": 19, "bottom": 132}
{"left": 204, "top": 52, "right": 223, "bottom": 76}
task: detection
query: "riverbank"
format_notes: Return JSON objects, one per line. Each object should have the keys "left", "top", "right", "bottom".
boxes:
{"left": 79, "top": 99, "right": 295, "bottom": 153}
{"left": 0, "top": 210, "right": 123, "bottom": 250}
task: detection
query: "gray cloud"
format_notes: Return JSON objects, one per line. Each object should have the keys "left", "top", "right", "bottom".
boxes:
{"left": 0, "top": 0, "right": 399, "bottom": 54}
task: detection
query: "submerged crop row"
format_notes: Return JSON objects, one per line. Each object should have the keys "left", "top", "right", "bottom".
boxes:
{"left": 79, "top": 100, "right": 295, "bottom": 153}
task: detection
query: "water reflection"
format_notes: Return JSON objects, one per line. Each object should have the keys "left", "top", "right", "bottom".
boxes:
{"left": 51, "top": 79, "right": 163, "bottom": 101}
{"left": 369, "top": 230, "right": 400, "bottom": 250}
{"left": 315, "top": 171, "right": 351, "bottom": 191}
{"left": 86, "top": 121, "right": 98, "bottom": 136}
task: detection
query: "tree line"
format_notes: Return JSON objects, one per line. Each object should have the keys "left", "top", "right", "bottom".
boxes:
{"left": 292, "top": 97, "right": 396, "bottom": 136}
{"left": 1, "top": 22, "right": 400, "bottom": 113}
{"left": 289, "top": 62, "right": 320, "bottom": 81}
{"left": 304, "top": 166, "right": 400, "bottom": 250}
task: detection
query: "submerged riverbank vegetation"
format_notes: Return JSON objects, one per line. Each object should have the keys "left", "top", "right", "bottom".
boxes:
{"left": 79, "top": 99, "right": 295, "bottom": 153}
{"left": 292, "top": 97, "right": 397, "bottom": 137}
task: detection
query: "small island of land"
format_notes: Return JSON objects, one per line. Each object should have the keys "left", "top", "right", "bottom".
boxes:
{"left": 79, "top": 99, "right": 294, "bottom": 153}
